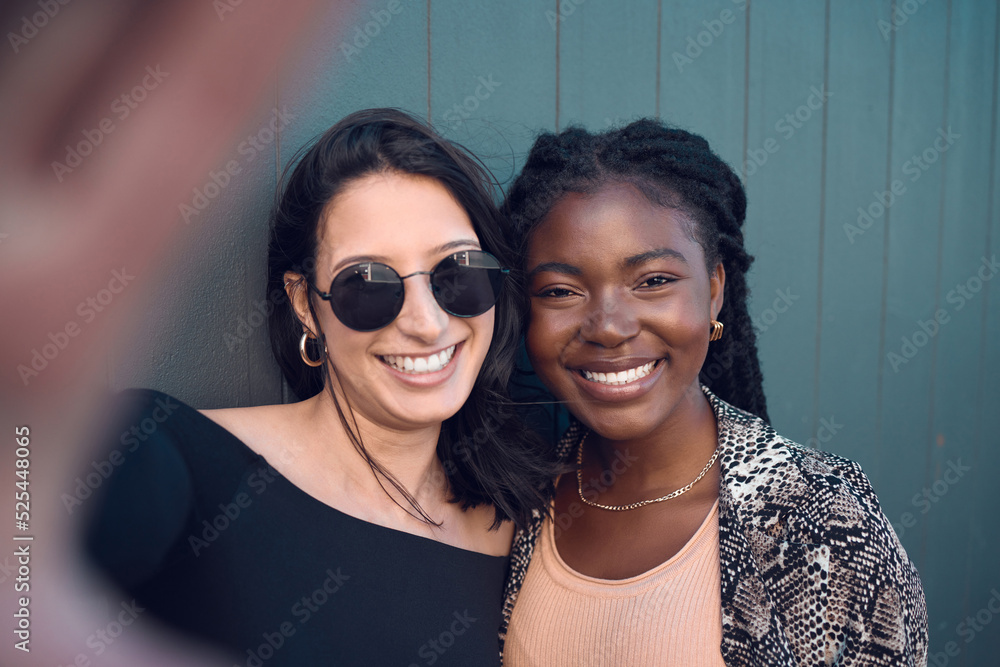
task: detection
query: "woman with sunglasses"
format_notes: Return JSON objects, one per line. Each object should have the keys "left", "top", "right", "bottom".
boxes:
{"left": 498, "top": 120, "right": 927, "bottom": 665}
{"left": 84, "top": 108, "right": 552, "bottom": 665}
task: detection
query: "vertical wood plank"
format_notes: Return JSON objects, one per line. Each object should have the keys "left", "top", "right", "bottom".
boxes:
{"left": 959, "top": 5, "right": 1000, "bottom": 664}
{"left": 278, "top": 0, "right": 429, "bottom": 157}
{"left": 430, "top": 0, "right": 556, "bottom": 188}
{"left": 658, "top": 0, "right": 747, "bottom": 173}
{"left": 816, "top": 2, "right": 892, "bottom": 474}
{"left": 921, "top": 1, "right": 998, "bottom": 658}
{"left": 877, "top": 0, "right": 949, "bottom": 571}
{"left": 743, "top": 1, "right": 826, "bottom": 444}
{"left": 558, "top": 0, "right": 659, "bottom": 129}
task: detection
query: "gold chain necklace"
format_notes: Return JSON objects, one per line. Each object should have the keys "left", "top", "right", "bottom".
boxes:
{"left": 576, "top": 431, "right": 721, "bottom": 512}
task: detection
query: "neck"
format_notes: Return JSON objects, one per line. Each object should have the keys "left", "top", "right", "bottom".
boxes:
{"left": 585, "top": 382, "right": 718, "bottom": 495}
{"left": 299, "top": 386, "right": 449, "bottom": 508}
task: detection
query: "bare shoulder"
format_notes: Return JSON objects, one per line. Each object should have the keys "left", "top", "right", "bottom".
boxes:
{"left": 463, "top": 504, "right": 516, "bottom": 557}
{"left": 199, "top": 402, "right": 305, "bottom": 458}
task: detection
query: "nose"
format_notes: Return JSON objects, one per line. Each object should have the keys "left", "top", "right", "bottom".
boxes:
{"left": 578, "top": 291, "right": 639, "bottom": 348}
{"left": 394, "top": 273, "right": 449, "bottom": 342}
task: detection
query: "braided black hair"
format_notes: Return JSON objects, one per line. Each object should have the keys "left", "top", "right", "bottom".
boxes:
{"left": 503, "top": 118, "right": 769, "bottom": 422}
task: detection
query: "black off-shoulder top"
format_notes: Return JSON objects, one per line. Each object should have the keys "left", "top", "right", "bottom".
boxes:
{"left": 84, "top": 389, "right": 506, "bottom": 667}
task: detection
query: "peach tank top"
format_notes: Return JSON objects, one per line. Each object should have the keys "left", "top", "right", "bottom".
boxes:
{"left": 504, "top": 501, "right": 726, "bottom": 666}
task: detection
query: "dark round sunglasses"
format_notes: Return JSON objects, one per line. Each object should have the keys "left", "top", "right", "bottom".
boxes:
{"left": 309, "top": 250, "right": 509, "bottom": 332}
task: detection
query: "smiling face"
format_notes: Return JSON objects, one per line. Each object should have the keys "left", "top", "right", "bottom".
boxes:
{"left": 525, "top": 181, "right": 724, "bottom": 442}
{"left": 289, "top": 171, "right": 495, "bottom": 432}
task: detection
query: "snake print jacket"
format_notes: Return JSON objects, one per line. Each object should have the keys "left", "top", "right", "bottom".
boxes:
{"left": 500, "top": 387, "right": 929, "bottom": 666}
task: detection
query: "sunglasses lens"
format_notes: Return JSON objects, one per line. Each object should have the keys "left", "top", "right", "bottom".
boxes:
{"left": 432, "top": 251, "right": 505, "bottom": 317}
{"left": 329, "top": 263, "right": 403, "bottom": 331}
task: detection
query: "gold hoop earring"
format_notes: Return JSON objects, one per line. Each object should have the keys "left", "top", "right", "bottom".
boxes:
{"left": 709, "top": 320, "right": 724, "bottom": 342}
{"left": 299, "top": 331, "right": 326, "bottom": 367}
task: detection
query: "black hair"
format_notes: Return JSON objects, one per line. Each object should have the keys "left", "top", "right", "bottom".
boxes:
{"left": 502, "top": 118, "right": 770, "bottom": 422}
{"left": 266, "top": 108, "right": 555, "bottom": 529}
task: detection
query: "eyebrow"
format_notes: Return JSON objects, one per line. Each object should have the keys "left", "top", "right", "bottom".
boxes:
{"left": 622, "top": 247, "right": 688, "bottom": 268}
{"left": 329, "top": 239, "right": 482, "bottom": 275}
{"left": 434, "top": 238, "right": 482, "bottom": 254}
{"left": 527, "top": 262, "right": 583, "bottom": 279}
{"left": 527, "top": 247, "right": 688, "bottom": 279}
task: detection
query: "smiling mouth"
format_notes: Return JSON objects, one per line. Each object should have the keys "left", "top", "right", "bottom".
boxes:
{"left": 577, "top": 360, "right": 661, "bottom": 386}
{"left": 378, "top": 344, "right": 457, "bottom": 375}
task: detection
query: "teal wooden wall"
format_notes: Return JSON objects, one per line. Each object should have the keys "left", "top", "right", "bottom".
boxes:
{"left": 113, "top": 1, "right": 1000, "bottom": 661}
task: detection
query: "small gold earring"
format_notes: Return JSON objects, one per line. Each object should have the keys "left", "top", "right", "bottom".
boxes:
{"left": 709, "top": 320, "right": 724, "bottom": 342}
{"left": 299, "top": 331, "right": 326, "bottom": 367}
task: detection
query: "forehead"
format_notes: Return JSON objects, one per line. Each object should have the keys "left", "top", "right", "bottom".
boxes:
{"left": 316, "top": 172, "right": 479, "bottom": 271}
{"left": 528, "top": 182, "right": 702, "bottom": 262}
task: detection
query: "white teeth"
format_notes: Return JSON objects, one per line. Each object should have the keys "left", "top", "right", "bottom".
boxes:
{"left": 380, "top": 345, "right": 456, "bottom": 375}
{"left": 581, "top": 361, "right": 658, "bottom": 386}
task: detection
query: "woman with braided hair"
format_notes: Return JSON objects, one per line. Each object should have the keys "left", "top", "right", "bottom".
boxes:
{"left": 499, "top": 119, "right": 927, "bottom": 666}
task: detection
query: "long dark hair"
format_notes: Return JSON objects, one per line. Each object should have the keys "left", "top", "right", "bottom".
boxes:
{"left": 267, "top": 108, "right": 554, "bottom": 528}
{"left": 502, "top": 118, "right": 769, "bottom": 422}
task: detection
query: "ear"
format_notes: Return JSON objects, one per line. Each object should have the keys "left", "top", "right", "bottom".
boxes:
{"left": 709, "top": 262, "right": 726, "bottom": 320}
{"left": 284, "top": 271, "right": 317, "bottom": 334}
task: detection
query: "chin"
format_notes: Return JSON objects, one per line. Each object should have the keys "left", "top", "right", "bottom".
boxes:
{"left": 573, "top": 406, "right": 659, "bottom": 442}
{"left": 580, "top": 416, "right": 656, "bottom": 442}
{"left": 389, "top": 393, "right": 468, "bottom": 427}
